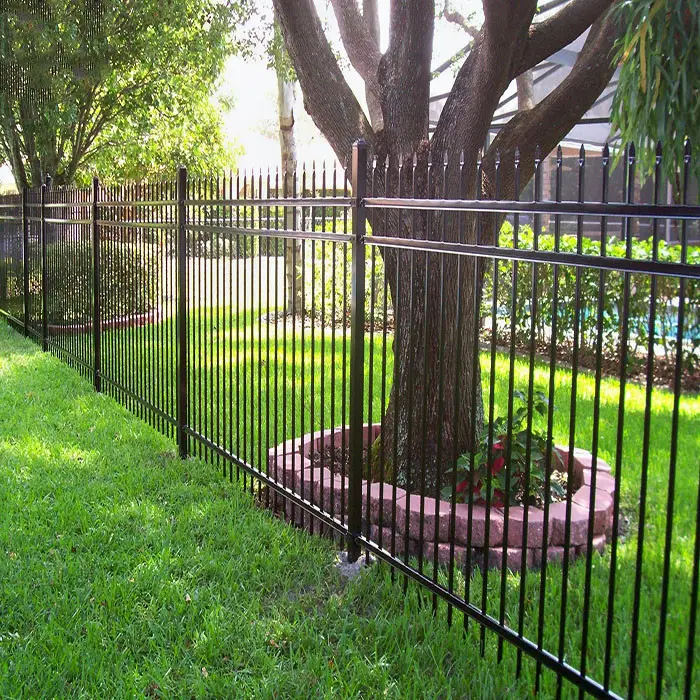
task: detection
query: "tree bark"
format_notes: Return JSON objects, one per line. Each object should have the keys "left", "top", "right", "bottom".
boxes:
{"left": 516, "top": 70, "right": 535, "bottom": 111}
{"left": 376, "top": 174, "right": 486, "bottom": 491}
{"left": 275, "top": 60, "right": 303, "bottom": 314}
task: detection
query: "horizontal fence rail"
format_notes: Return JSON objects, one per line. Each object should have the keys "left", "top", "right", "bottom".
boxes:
{"left": 1, "top": 140, "right": 699, "bottom": 699}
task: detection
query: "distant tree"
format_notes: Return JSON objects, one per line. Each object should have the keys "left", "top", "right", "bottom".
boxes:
{"left": 611, "top": 0, "right": 700, "bottom": 194}
{"left": 270, "top": 12, "right": 303, "bottom": 313}
{"left": 82, "top": 82, "right": 240, "bottom": 184}
{"left": 0, "top": 0, "right": 249, "bottom": 187}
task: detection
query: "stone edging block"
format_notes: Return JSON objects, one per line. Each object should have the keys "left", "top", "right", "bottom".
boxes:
{"left": 268, "top": 424, "right": 617, "bottom": 572}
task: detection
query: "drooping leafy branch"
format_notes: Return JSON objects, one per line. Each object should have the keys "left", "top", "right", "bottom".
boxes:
{"left": 611, "top": 0, "right": 700, "bottom": 189}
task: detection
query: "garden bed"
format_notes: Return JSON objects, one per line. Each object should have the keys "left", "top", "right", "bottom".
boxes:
{"left": 268, "top": 424, "right": 616, "bottom": 572}
{"left": 47, "top": 308, "right": 161, "bottom": 335}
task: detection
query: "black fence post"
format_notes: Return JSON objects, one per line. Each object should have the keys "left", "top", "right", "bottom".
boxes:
{"left": 347, "top": 139, "right": 367, "bottom": 563}
{"left": 176, "top": 166, "right": 189, "bottom": 459}
{"left": 92, "top": 176, "right": 101, "bottom": 392}
{"left": 21, "top": 186, "right": 29, "bottom": 336}
{"left": 40, "top": 183, "right": 48, "bottom": 351}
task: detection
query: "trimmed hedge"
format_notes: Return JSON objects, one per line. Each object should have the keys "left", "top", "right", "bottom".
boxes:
{"left": 483, "top": 223, "right": 700, "bottom": 369}
{"left": 43, "top": 241, "right": 159, "bottom": 324}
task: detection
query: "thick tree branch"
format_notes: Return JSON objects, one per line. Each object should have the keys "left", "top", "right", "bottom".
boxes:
{"left": 514, "top": 0, "right": 613, "bottom": 78}
{"left": 329, "top": 0, "right": 382, "bottom": 113}
{"left": 483, "top": 12, "right": 619, "bottom": 211}
{"left": 361, "top": 0, "right": 383, "bottom": 129}
{"left": 363, "top": 0, "right": 380, "bottom": 44}
{"left": 379, "top": 1, "right": 435, "bottom": 152}
{"left": 483, "top": 0, "right": 536, "bottom": 37}
{"left": 431, "top": 1, "right": 535, "bottom": 170}
{"left": 273, "top": 0, "right": 374, "bottom": 164}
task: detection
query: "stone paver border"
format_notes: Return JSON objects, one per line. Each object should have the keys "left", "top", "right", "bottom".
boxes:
{"left": 268, "top": 424, "right": 615, "bottom": 572}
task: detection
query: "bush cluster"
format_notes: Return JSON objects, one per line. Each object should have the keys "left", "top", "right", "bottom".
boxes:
{"left": 183, "top": 231, "right": 285, "bottom": 259}
{"left": 305, "top": 236, "right": 392, "bottom": 326}
{"left": 482, "top": 224, "right": 700, "bottom": 370}
{"left": 42, "top": 241, "right": 159, "bottom": 324}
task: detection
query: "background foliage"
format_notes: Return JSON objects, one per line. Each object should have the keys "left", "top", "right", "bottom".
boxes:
{"left": 0, "top": 0, "right": 250, "bottom": 187}
{"left": 483, "top": 222, "right": 700, "bottom": 370}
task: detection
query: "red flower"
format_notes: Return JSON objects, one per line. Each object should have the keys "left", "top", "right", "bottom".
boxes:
{"left": 456, "top": 479, "right": 482, "bottom": 498}
{"left": 492, "top": 488, "right": 505, "bottom": 508}
{"left": 493, "top": 441, "right": 504, "bottom": 451}
{"left": 491, "top": 456, "right": 506, "bottom": 474}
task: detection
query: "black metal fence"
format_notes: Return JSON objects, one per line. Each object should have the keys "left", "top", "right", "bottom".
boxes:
{"left": 0, "top": 141, "right": 699, "bottom": 699}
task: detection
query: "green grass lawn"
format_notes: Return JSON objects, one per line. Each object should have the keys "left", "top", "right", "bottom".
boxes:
{"left": 1, "top": 322, "right": 535, "bottom": 698}
{"left": 3, "top": 271, "right": 700, "bottom": 697}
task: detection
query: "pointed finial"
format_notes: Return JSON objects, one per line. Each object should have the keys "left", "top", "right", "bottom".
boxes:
{"left": 514, "top": 146, "right": 520, "bottom": 166}
{"left": 460, "top": 149, "right": 465, "bottom": 166}
{"left": 579, "top": 144, "right": 586, "bottom": 165}
{"left": 444, "top": 150, "right": 448, "bottom": 166}
{"left": 412, "top": 152, "right": 418, "bottom": 167}
{"left": 556, "top": 145, "right": 562, "bottom": 164}
{"left": 628, "top": 142, "right": 636, "bottom": 161}
{"left": 534, "top": 144, "right": 541, "bottom": 165}
{"left": 495, "top": 150, "right": 501, "bottom": 166}
{"left": 684, "top": 138, "right": 692, "bottom": 162}
{"left": 602, "top": 142, "right": 610, "bottom": 165}
{"left": 655, "top": 141, "right": 662, "bottom": 163}
{"left": 372, "top": 155, "right": 378, "bottom": 169}
{"left": 398, "top": 153, "right": 404, "bottom": 168}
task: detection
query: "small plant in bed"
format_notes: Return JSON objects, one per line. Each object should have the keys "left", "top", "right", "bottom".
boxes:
{"left": 444, "top": 390, "right": 567, "bottom": 508}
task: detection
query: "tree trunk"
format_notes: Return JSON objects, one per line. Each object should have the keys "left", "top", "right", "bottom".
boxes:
{"left": 369, "top": 158, "right": 488, "bottom": 493}
{"left": 516, "top": 70, "right": 535, "bottom": 111}
{"left": 377, "top": 246, "right": 485, "bottom": 493}
{"left": 275, "top": 59, "right": 303, "bottom": 315}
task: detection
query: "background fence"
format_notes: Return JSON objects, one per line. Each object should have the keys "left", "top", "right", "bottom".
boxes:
{"left": 1, "top": 141, "right": 699, "bottom": 698}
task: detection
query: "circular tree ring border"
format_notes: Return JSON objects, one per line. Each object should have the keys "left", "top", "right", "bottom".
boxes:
{"left": 47, "top": 308, "right": 161, "bottom": 336}
{"left": 268, "top": 424, "right": 616, "bottom": 572}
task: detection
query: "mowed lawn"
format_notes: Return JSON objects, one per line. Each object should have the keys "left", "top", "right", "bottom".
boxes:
{"left": 0, "top": 322, "right": 544, "bottom": 699}
{"left": 2, "top": 275, "right": 700, "bottom": 697}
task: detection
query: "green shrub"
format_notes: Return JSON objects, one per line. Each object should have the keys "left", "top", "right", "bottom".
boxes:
{"left": 304, "top": 223, "right": 392, "bottom": 326}
{"left": 0, "top": 259, "right": 23, "bottom": 302}
{"left": 186, "top": 231, "right": 257, "bottom": 259}
{"left": 42, "top": 241, "right": 159, "bottom": 324}
{"left": 483, "top": 223, "right": 700, "bottom": 369}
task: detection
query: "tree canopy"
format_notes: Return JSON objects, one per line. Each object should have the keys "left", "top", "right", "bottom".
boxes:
{"left": 0, "top": 0, "right": 249, "bottom": 187}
